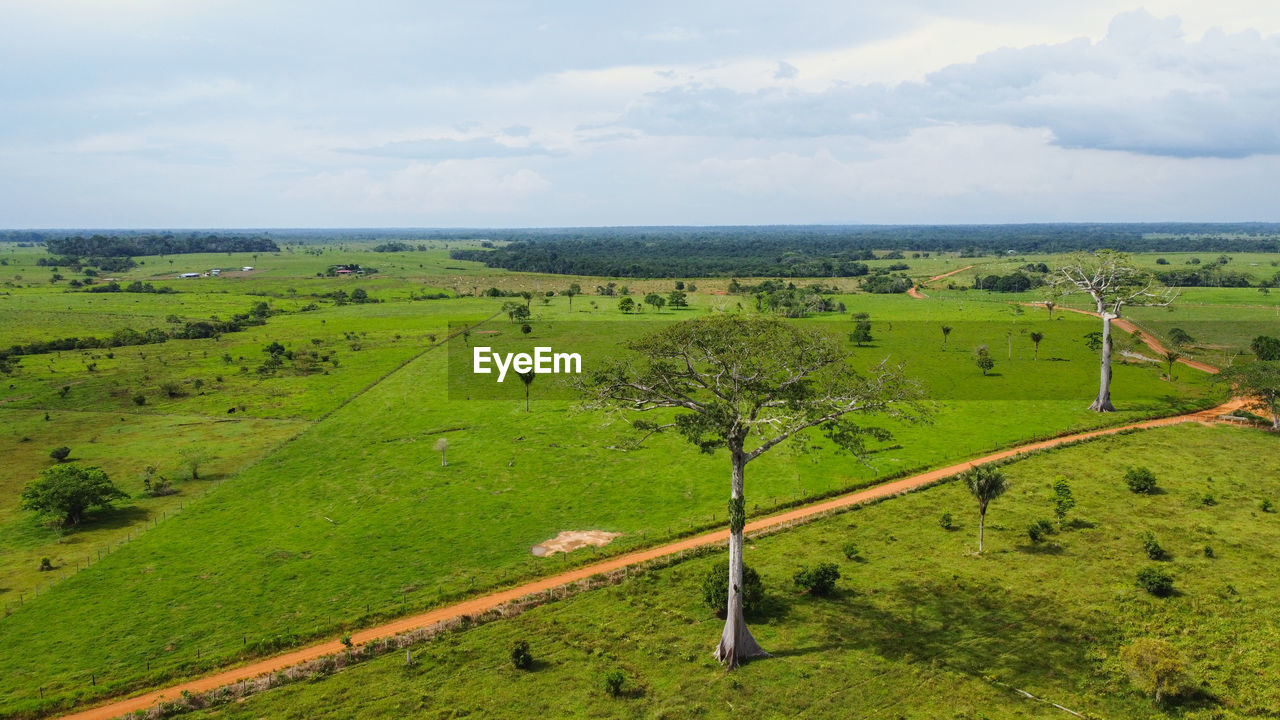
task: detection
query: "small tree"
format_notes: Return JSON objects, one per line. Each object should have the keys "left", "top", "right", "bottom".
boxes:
{"left": 510, "top": 640, "right": 533, "bottom": 670}
{"left": 1161, "top": 350, "right": 1181, "bottom": 381}
{"left": 520, "top": 323, "right": 532, "bottom": 335}
{"left": 178, "top": 448, "right": 213, "bottom": 480}
{"left": 20, "top": 464, "right": 129, "bottom": 526}
{"left": 941, "top": 325, "right": 953, "bottom": 349}
{"left": 1051, "top": 477, "right": 1075, "bottom": 526}
{"left": 49, "top": 446, "right": 71, "bottom": 462}
{"left": 1168, "top": 327, "right": 1194, "bottom": 347}
{"left": 1252, "top": 335, "right": 1280, "bottom": 361}
{"left": 1029, "top": 331, "right": 1044, "bottom": 361}
{"left": 667, "top": 289, "right": 688, "bottom": 308}
{"left": 566, "top": 283, "right": 580, "bottom": 312}
{"left": 434, "top": 437, "right": 448, "bottom": 466}
{"left": 849, "top": 320, "right": 873, "bottom": 347}
{"left": 618, "top": 296, "right": 635, "bottom": 313}
{"left": 643, "top": 293, "right": 666, "bottom": 313}
{"left": 1043, "top": 300, "right": 1055, "bottom": 319}
{"left": 1121, "top": 638, "right": 1189, "bottom": 704}
{"left": 1125, "top": 466, "right": 1158, "bottom": 493}
{"left": 517, "top": 370, "right": 535, "bottom": 412}
{"left": 793, "top": 562, "right": 840, "bottom": 596}
{"left": 974, "top": 345, "right": 995, "bottom": 376}
{"left": 1136, "top": 566, "right": 1174, "bottom": 596}
{"left": 963, "top": 465, "right": 1008, "bottom": 552}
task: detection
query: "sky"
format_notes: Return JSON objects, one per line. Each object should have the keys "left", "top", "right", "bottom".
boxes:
{"left": 2, "top": 1, "right": 1280, "bottom": 228}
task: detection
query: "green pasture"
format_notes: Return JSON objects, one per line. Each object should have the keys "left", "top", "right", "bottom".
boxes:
{"left": 185, "top": 423, "right": 1280, "bottom": 720}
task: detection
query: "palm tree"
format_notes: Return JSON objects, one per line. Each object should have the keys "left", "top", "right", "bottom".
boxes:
{"left": 1162, "top": 350, "right": 1181, "bottom": 381}
{"left": 1043, "top": 300, "right": 1055, "bottom": 319}
{"left": 1030, "top": 331, "right": 1045, "bottom": 360}
{"left": 964, "top": 465, "right": 1009, "bottom": 553}
{"left": 941, "top": 325, "right": 953, "bottom": 349}
{"left": 517, "top": 370, "right": 535, "bottom": 412}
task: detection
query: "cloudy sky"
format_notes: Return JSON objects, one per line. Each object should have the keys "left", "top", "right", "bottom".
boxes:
{"left": 2, "top": 1, "right": 1280, "bottom": 228}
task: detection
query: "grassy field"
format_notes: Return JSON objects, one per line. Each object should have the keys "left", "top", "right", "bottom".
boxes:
{"left": 174, "top": 423, "right": 1280, "bottom": 720}
{"left": 0, "top": 241, "right": 1264, "bottom": 718}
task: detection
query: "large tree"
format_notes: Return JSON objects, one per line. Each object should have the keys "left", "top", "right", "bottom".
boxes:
{"left": 579, "top": 314, "right": 922, "bottom": 667}
{"left": 20, "top": 464, "right": 129, "bottom": 526}
{"left": 1217, "top": 361, "right": 1280, "bottom": 430}
{"left": 1048, "top": 251, "right": 1174, "bottom": 411}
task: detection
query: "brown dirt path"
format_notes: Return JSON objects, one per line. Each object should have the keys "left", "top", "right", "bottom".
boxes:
{"left": 56, "top": 395, "right": 1247, "bottom": 720}
{"left": 907, "top": 285, "right": 926, "bottom": 299}
{"left": 929, "top": 265, "right": 975, "bottom": 282}
{"left": 1026, "top": 303, "right": 1220, "bottom": 374}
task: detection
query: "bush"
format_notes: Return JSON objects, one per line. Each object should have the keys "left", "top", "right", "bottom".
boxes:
{"left": 602, "top": 669, "right": 626, "bottom": 697}
{"left": 841, "top": 542, "right": 860, "bottom": 560}
{"left": 510, "top": 640, "right": 533, "bottom": 670}
{"left": 132, "top": 394, "right": 147, "bottom": 406}
{"left": 49, "top": 446, "right": 71, "bottom": 462}
{"left": 938, "top": 512, "right": 954, "bottom": 530}
{"left": 1027, "top": 518, "right": 1056, "bottom": 544}
{"left": 39, "top": 557, "right": 53, "bottom": 571}
{"left": 1125, "top": 467, "right": 1158, "bottom": 494}
{"left": 793, "top": 562, "right": 840, "bottom": 596}
{"left": 1121, "top": 638, "right": 1190, "bottom": 703}
{"left": 1262, "top": 498, "right": 1276, "bottom": 513}
{"left": 160, "top": 381, "right": 185, "bottom": 398}
{"left": 1136, "top": 566, "right": 1175, "bottom": 597}
{"left": 1203, "top": 545, "right": 1215, "bottom": 558}
{"left": 701, "top": 562, "right": 765, "bottom": 617}
{"left": 1139, "top": 531, "right": 1167, "bottom": 560}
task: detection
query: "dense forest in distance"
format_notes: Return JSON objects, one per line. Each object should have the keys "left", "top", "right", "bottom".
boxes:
{"left": 447, "top": 224, "right": 1280, "bottom": 278}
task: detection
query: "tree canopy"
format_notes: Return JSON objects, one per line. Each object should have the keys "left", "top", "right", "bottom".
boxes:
{"left": 20, "top": 464, "right": 129, "bottom": 526}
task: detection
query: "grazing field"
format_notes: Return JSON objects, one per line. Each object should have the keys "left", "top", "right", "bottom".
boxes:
{"left": 180, "top": 423, "right": 1280, "bottom": 719}
{"left": 0, "top": 240, "right": 1272, "bottom": 719}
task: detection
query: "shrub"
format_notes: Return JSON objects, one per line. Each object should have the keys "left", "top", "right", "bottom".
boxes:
{"left": 1203, "top": 545, "right": 1215, "bottom": 558}
{"left": 841, "top": 542, "right": 860, "bottom": 560}
{"left": 1125, "top": 467, "right": 1158, "bottom": 494}
{"left": 1027, "top": 518, "right": 1056, "bottom": 544}
{"left": 701, "top": 562, "right": 765, "bottom": 617}
{"left": 1051, "top": 477, "right": 1075, "bottom": 525}
{"left": 1139, "top": 531, "right": 1167, "bottom": 560}
{"left": 938, "top": 512, "right": 954, "bottom": 530}
{"left": 1136, "top": 566, "right": 1175, "bottom": 597}
{"left": 39, "top": 557, "right": 53, "bottom": 571}
{"left": 160, "top": 381, "right": 184, "bottom": 398}
{"left": 132, "top": 394, "right": 146, "bottom": 406}
{"left": 1200, "top": 493, "right": 1217, "bottom": 507}
{"left": 1121, "top": 638, "right": 1190, "bottom": 703}
{"left": 793, "top": 562, "right": 840, "bottom": 596}
{"left": 602, "top": 669, "right": 626, "bottom": 697}
{"left": 1262, "top": 498, "right": 1275, "bottom": 513}
{"left": 49, "top": 446, "right": 71, "bottom": 462}
{"left": 510, "top": 640, "right": 533, "bottom": 670}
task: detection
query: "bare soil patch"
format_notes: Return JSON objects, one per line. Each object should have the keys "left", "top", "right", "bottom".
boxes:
{"left": 531, "top": 530, "right": 622, "bottom": 557}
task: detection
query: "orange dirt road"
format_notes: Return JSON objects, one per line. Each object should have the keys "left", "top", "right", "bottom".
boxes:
{"left": 1027, "top": 303, "right": 1221, "bottom": 374}
{"left": 929, "top": 265, "right": 975, "bottom": 282}
{"left": 56, "top": 395, "right": 1246, "bottom": 720}
{"left": 907, "top": 285, "right": 926, "bottom": 299}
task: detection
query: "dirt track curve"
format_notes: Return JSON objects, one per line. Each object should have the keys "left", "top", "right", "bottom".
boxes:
{"left": 1028, "top": 303, "right": 1221, "bottom": 374}
{"left": 58, "top": 394, "right": 1245, "bottom": 719}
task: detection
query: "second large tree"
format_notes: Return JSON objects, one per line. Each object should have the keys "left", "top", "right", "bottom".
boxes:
{"left": 581, "top": 314, "right": 921, "bottom": 667}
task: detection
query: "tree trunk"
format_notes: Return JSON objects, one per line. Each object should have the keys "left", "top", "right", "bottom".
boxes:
{"left": 716, "top": 446, "right": 767, "bottom": 668}
{"left": 978, "top": 507, "right": 985, "bottom": 553}
{"left": 525, "top": 385, "right": 530, "bottom": 413}
{"left": 1091, "top": 303, "right": 1116, "bottom": 412}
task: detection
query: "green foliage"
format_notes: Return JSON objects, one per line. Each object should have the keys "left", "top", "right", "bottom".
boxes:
{"left": 1251, "top": 335, "right": 1280, "bottom": 361}
{"left": 39, "top": 557, "right": 52, "bottom": 572}
{"left": 19, "top": 464, "right": 128, "bottom": 526}
{"left": 510, "top": 640, "right": 533, "bottom": 670}
{"left": 963, "top": 465, "right": 1008, "bottom": 513}
{"left": 938, "top": 512, "right": 954, "bottom": 530}
{"left": 793, "top": 562, "right": 841, "bottom": 596}
{"left": 1261, "top": 498, "right": 1275, "bottom": 513}
{"left": 1203, "top": 545, "right": 1215, "bottom": 558}
{"left": 701, "top": 562, "right": 765, "bottom": 617}
{"left": 618, "top": 296, "right": 634, "bottom": 313}
{"left": 974, "top": 345, "right": 994, "bottom": 375}
{"left": 1136, "top": 566, "right": 1175, "bottom": 597}
{"left": 1139, "top": 531, "right": 1167, "bottom": 560}
{"left": 1125, "top": 466, "right": 1158, "bottom": 494}
{"left": 602, "top": 669, "right": 626, "bottom": 697}
{"left": 841, "top": 542, "right": 860, "bottom": 560}
{"left": 1027, "top": 519, "right": 1056, "bottom": 544}
{"left": 849, "top": 320, "right": 873, "bottom": 346}
{"left": 1051, "top": 477, "right": 1075, "bottom": 525}
{"left": 48, "top": 446, "right": 70, "bottom": 462}
{"left": 1121, "top": 638, "right": 1190, "bottom": 703}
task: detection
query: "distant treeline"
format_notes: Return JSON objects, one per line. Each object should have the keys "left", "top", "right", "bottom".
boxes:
{"left": 447, "top": 224, "right": 1280, "bottom": 278}
{"left": 41, "top": 233, "right": 279, "bottom": 258}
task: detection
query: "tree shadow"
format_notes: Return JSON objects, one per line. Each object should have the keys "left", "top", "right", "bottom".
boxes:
{"left": 78, "top": 504, "right": 151, "bottom": 532}
{"left": 1064, "top": 518, "right": 1097, "bottom": 530}
{"left": 1016, "top": 543, "right": 1065, "bottom": 556}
